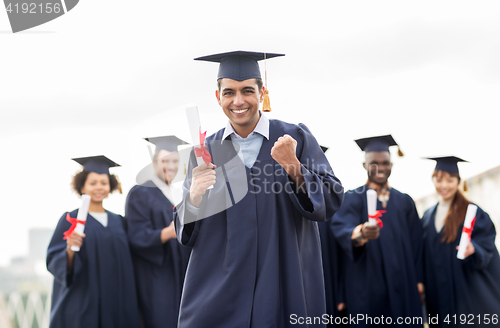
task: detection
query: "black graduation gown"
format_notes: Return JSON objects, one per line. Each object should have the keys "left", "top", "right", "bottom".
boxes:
{"left": 318, "top": 220, "right": 345, "bottom": 327}
{"left": 422, "top": 204, "right": 500, "bottom": 327}
{"left": 46, "top": 209, "right": 140, "bottom": 328}
{"left": 125, "top": 183, "right": 191, "bottom": 328}
{"left": 331, "top": 186, "right": 423, "bottom": 327}
{"left": 174, "top": 119, "right": 344, "bottom": 328}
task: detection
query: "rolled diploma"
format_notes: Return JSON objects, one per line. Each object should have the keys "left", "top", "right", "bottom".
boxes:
{"left": 367, "top": 189, "right": 378, "bottom": 226}
{"left": 185, "top": 106, "right": 213, "bottom": 189}
{"left": 71, "top": 194, "right": 91, "bottom": 252}
{"left": 457, "top": 204, "right": 478, "bottom": 260}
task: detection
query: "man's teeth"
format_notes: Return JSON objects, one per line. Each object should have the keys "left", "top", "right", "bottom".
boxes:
{"left": 233, "top": 109, "right": 248, "bottom": 114}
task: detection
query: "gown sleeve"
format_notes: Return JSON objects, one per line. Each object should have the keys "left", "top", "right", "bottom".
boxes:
{"left": 331, "top": 191, "right": 365, "bottom": 262}
{"left": 125, "top": 187, "right": 165, "bottom": 265}
{"left": 174, "top": 151, "right": 204, "bottom": 248}
{"left": 284, "top": 123, "right": 344, "bottom": 222}
{"left": 405, "top": 194, "right": 424, "bottom": 283}
{"left": 465, "top": 206, "right": 496, "bottom": 270}
{"left": 46, "top": 212, "right": 85, "bottom": 288}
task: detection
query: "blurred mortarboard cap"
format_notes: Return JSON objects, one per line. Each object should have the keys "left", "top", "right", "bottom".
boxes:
{"left": 72, "top": 155, "right": 120, "bottom": 175}
{"left": 425, "top": 156, "right": 468, "bottom": 174}
{"left": 320, "top": 145, "right": 329, "bottom": 153}
{"left": 194, "top": 50, "right": 284, "bottom": 81}
{"left": 145, "top": 135, "right": 188, "bottom": 153}
{"left": 354, "top": 134, "right": 404, "bottom": 157}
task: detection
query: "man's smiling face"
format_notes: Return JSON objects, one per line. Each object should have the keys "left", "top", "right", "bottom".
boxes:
{"left": 216, "top": 78, "right": 264, "bottom": 137}
{"left": 363, "top": 151, "right": 393, "bottom": 185}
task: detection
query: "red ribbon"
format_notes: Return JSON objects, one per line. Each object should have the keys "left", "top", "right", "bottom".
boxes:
{"left": 63, "top": 212, "right": 86, "bottom": 240}
{"left": 368, "top": 210, "right": 386, "bottom": 228}
{"left": 463, "top": 216, "right": 476, "bottom": 241}
{"left": 194, "top": 127, "right": 212, "bottom": 165}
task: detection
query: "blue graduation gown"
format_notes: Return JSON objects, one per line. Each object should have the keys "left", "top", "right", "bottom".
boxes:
{"left": 422, "top": 204, "right": 500, "bottom": 327}
{"left": 331, "top": 186, "right": 423, "bottom": 327}
{"left": 318, "top": 220, "right": 345, "bottom": 327}
{"left": 174, "top": 119, "right": 344, "bottom": 328}
{"left": 125, "top": 183, "right": 191, "bottom": 328}
{"left": 46, "top": 210, "right": 140, "bottom": 328}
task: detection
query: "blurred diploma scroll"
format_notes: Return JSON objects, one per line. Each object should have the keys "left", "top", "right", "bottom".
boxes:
{"left": 185, "top": 106, "right": 213, "bottom": 189}
{"left": 367, "top": 189, "right": 378, "bottom": 226}
{"left": 457, "top": 204, "right": 478, "bottom": 260}
{"left": 71, "top": 194, "right": 91, "bottom": 252}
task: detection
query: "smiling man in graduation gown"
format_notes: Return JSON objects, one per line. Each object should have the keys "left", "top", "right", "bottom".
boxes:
{"left": 174, "top": 51, "right": 344, "bottom": 328}
{"left": 331, "top": 135, "right": 423, "bottom": 327}
{"left": 125, "top": 136, "right": 191, "bottom": 328}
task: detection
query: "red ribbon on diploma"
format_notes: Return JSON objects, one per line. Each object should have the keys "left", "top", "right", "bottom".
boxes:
{"left": 194, "top": 127, "right": 212, "bottom": 165}
{"left": 368, "top": 210, "right": 386, "bottom": 228}
{"left": 63, "top": 212, "right": 86, "bottom": 240}
{"left": 463, "top": 216, "right": 476, "bottom": 241}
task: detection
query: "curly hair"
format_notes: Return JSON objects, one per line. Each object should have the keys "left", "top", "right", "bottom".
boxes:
{"left": 71, "top": 170, "right": 122, "bottom": 195}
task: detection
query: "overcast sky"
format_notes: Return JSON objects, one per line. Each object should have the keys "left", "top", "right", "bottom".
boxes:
{"left": 1, "top": 0, "right": 500, "bottom": 266}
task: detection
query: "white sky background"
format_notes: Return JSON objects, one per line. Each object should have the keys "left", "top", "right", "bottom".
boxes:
{"left": 1, "top": 0, "right": 500, "bottom": 266}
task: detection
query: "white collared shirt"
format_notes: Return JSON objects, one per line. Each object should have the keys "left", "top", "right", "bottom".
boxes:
{"left": 221, "top": 112, "right": 270, "bottom": 168}
{"left": 89, "top": 211, "right": 108, "bottom": 227}
{"left": 435, "top": 200, "right": 452, "bottom": 232}
{"left": 221, "top": 111, "right": 270, "bottom": 141}
{"left": 151, "top": 175, "right": 183, "bottom": 206}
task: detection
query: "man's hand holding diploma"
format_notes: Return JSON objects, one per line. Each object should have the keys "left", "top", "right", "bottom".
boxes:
{"left": 189, "top": 163, "right": 217, "bottom": 208}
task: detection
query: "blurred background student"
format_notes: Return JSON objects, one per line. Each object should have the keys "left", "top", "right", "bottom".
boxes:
{"left": 46, "top": 156, "right": 140, "bottom": 328}
{"left": 422, "top": 156, "right": 500, "bottom": 327}
{"left": 125, "top": 136, "right": 190, "bottom": 328}
{"left": 331, "top": 135, "right": 423, "bottom": 328}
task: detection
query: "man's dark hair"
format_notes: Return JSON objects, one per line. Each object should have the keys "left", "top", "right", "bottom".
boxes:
{"left": 217, "top": 78, "right": 263, "bottom": 92}
{"left": 71, "top": 170, "right": 121, "bottom": 195}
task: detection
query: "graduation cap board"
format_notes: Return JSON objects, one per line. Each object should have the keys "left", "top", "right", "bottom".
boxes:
{"left": 72, "top": 155, "right": 120, "bottom": 175}
{"left": 145, "top": 135, "right": 188, "bottom": 153}
{"left": 354, "top": 134, "right": 404, "bottom": 157}
{"left": 320, "top": 145, "right": 329, "bottom": 153}
{"left": 426, "top": 156, "right": 468, "bottom": 174}
{"left": 194, "top": 51, "right": 284, "bottom": 81}
{"left": 194, "top": 50, "right": 285, "bottom": 112}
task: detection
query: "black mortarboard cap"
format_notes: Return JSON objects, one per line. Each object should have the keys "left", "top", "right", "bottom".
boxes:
{"left": 320, "top": 145, "right": 329, "bottom": 153}
{"left": 426, "top": 156, "right": 468, "bottom": 174}
{"left": 72, "top": 155, "right": 120, "bottom": 175}
{"left": 194, "top": 51, "right": 285, "bottom": 81}
{"left": 145, "top": 135, "right": 188, "bottom": 153}
{"left": 354, "top": 134, "right": 404, "bottom": 156}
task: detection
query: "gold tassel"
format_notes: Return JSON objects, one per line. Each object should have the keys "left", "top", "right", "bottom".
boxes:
{"left": 463, "top": 180, "right": 468, "bottom": 192}
{"left": 397, "top": 146, "right": 404, "bottom": 157}
{"left": 184, "top": 164, "right": 187, "bottom": 175}
{"left": 262, "top": 89, "right": 271, "bottom": 112}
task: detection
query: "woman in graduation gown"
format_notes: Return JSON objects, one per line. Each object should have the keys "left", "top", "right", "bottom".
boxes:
{"left": 46, "top": 156, "right": 140, "bottom": 328}
{"left": 422, "top": 156, "right": 500, "bottom": 327}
